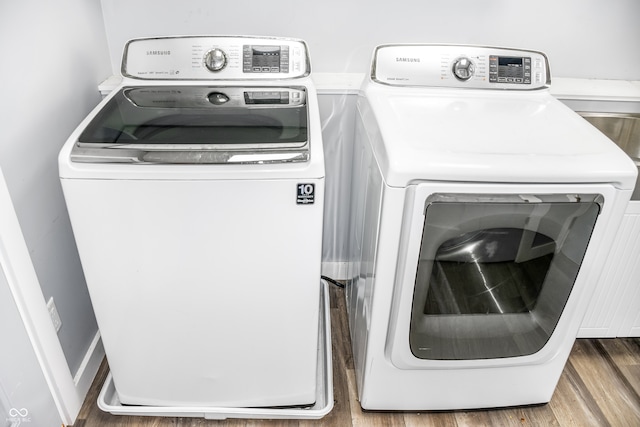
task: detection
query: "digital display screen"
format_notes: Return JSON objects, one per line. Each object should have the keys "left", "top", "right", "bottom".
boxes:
{"left": 252, "top": 46, "right": 280, "bottom": 69}
{"left": 489, "top": 55, "right": 532, "bottom": 84}
{"left": 243, "top": 45, "right": 290, "bottom": 73}
{"left": 244, "top": 91, "right": 289, "bottom": 105}
{"left": 498, "top": 57, "right": 524, "bottom": 78}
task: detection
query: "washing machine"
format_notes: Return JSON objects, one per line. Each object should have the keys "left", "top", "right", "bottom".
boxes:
{"left": 347, "top": 44, "right": 637, "bottom": 410}
{"left": 59, "top": 36, "right": 325, "bottom": 408}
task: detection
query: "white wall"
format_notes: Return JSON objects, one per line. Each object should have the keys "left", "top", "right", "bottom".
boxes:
{"left": 101, "top": 0, "right": 640, "bottom": 80}
{"left": 317, "top": 94, "right": 357, "bottom": 267}
{"left": 0, "top": 0, "right": 111, "bottom": 378}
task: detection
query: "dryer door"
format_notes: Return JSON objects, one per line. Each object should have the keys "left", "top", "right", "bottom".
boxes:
{"left": 386, "top": 183, "right": 611, "bottom": 368}
{"left": 410, "top": 193, "right": 600, "bottom": 361}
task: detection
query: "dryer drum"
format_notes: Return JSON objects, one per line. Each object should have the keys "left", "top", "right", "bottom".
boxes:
{"left": 425, "top": 228, "right": 555, "bottom": 316}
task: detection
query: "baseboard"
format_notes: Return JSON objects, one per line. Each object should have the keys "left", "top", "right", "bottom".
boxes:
{"left": 576, "top": 327, "right": 614, "bottom": 339}
{"left": 627, "top": 327, "right": 640, "bottom": 337}
{"left": 321, "top": 262, "right": 349, "bottom": 281}
{"left": 73, "top": 331, "right": 104, "bottom": 399}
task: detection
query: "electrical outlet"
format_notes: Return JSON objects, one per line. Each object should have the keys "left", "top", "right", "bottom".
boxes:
{"left": 46, "top": 297, "right": 62, "bottom": 333}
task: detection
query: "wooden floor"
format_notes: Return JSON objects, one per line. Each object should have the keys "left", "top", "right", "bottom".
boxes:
{"left": 73, "top": 284, "right": 640, "bottom": 426}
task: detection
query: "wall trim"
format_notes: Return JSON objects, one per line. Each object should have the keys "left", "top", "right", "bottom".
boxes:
{"left": 73, "top": 332, "right": 104, "bottom": 399}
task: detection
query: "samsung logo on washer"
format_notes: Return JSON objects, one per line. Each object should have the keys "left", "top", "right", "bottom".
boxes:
{"left": 147, "top": 50, "right": 171, "bottom": 56}
{"left": 396, "top": 57, "right": 420, "bottom": 63}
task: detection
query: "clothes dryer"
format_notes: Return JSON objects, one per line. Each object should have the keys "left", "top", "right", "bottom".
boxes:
{"left": 347, "top": 45, "right": 636, "bottom": 410}
{"left": 59, "top": 36, "right": 325, "bottom": 408}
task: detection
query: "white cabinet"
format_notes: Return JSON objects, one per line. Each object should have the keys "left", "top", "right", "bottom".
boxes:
{"left": 579, "top": 202, "right": 640, "bottom": 337}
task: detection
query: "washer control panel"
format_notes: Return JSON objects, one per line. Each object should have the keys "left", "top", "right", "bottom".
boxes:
{"left": 373, "top": 45, "right": 550, "bottom": 89}
{"left": 123, "top": 36, "right": 309, "bottom": 80}
{"left": 123, "top": 86, "right": 307, "bottom": 108}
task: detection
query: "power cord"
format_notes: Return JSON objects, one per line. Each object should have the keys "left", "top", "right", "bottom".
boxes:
{"left": 321, "top": 275, "right": 345, "bottom": 289}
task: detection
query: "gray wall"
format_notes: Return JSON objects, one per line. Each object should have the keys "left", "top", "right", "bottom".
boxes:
{"left": 0, "top": 0, "right": 111, "bottom": 374}
{"left": 1, "top": 265, "right": 62, "bottom": 426}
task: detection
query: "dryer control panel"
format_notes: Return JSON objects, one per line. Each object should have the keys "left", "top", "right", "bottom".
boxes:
{"left": 373, "top": 45, "right": 550, "bottom": 90}
{"left": 122, "top": 36, "right": 310, "bottom": 80}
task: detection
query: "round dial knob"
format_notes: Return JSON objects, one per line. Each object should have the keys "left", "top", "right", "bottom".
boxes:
{"left": 452, "top": 57, "right": 475, "bottom": 81}
{"left": 204, "top": 48, "right": 227, "bottom": 72}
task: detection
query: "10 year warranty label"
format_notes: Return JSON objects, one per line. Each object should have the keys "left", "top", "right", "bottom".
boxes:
{"left": 296, "top": 183, "right": 315, "bottom": 204}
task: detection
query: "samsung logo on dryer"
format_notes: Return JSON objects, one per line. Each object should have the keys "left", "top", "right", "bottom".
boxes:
{"left": 396, "top": 57, "right": 420, "bottom": 63}
{"left": 147, "top": 50, "right": 171, "bottom": 56}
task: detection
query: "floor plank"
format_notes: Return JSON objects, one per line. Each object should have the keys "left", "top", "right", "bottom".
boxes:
{"left": 73, "top": 285, "right": 640, "bottom": 427}
{"left": 548, "top": 361, "right": 609, "bottom": 426}
{"left": 563, "top": 340, "right": 640, "bottom": 426}
{"left": 403, "top": 412, "right": 457, "bottom": 427}
{"left": 481, "top": 405, "right": 560, "bottom": 426}
{"left": 597, "top": 338, "right": 640, "bottom": 399}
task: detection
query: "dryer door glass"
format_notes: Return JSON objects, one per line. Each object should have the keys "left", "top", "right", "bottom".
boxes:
{"left": 409, "top": 194, "right": 600, "bottom": 360}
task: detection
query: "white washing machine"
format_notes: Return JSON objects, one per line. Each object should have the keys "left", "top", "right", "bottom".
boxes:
{"left": 347, "top": 45, "right": 637, "bottom": 410}
{"left": 59, "top": 36, "right": 325, "bottom": 408}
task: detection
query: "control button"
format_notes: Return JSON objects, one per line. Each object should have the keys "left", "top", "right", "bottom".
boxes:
{"left": 204, "top": 48, "right": 227, "bottom": 72}
{"left": 207, "top": 92, "right": 230, "bottom": 105}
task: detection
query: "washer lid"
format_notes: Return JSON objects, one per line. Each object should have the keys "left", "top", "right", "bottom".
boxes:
{"left": 72, "top": 86, "right": 309, "bottom": 164}
{"left": 363, "top": 85, "right": 637, "bottom": 188}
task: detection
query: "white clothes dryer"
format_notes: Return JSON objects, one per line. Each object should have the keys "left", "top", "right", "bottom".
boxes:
{"left": 59, "top": 36, "right": 325, "bottom": 408}
{"left": 347, "top": 45, "right": 636, "bottom": 410}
